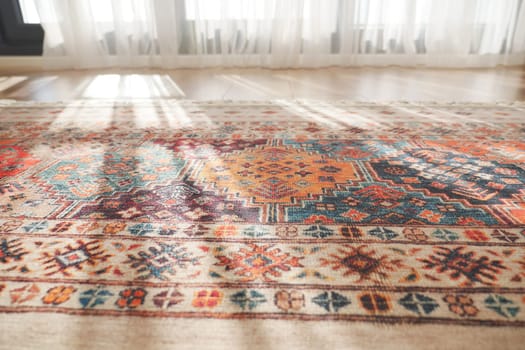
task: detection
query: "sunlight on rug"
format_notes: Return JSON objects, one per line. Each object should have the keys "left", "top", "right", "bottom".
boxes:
{"left": 0, "top": 99, "right": 524, "bottom": 349}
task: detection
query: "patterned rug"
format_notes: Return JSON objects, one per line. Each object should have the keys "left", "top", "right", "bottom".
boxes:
{"left": 0, "top": 100, "right": 524, "bottom": 349}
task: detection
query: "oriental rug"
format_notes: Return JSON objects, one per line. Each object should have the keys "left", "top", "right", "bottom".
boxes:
{"left": 0, "top": 100, "right": 524, "bottom": 349}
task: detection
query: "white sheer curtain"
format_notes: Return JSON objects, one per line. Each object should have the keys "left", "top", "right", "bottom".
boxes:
{"left": 29, "top": 0, "right": 525, "bottom": 68}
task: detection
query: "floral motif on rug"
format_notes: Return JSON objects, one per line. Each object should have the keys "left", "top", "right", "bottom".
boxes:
{"left": 0, "top": 100, "right": 524, "bottom": 326}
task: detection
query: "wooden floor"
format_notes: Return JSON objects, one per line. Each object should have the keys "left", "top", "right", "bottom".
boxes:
{"left": 0, "top": 67, "right": 524, "bottom": 101}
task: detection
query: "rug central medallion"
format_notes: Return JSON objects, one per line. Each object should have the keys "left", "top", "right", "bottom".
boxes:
{"left": 197, "top": 145, "right": 360, "bottom": 204}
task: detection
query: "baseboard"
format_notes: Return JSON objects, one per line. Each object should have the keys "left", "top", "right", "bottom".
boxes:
{"left": 0, "top": 55, "right": 523, "bottom": 72}
{"left": 0, "top": 56, "right": 44, "bottom": 72}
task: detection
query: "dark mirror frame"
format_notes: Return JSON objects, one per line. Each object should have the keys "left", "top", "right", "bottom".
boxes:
{"left": 0, "top": 0, "right": 44, "bottom": 55}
